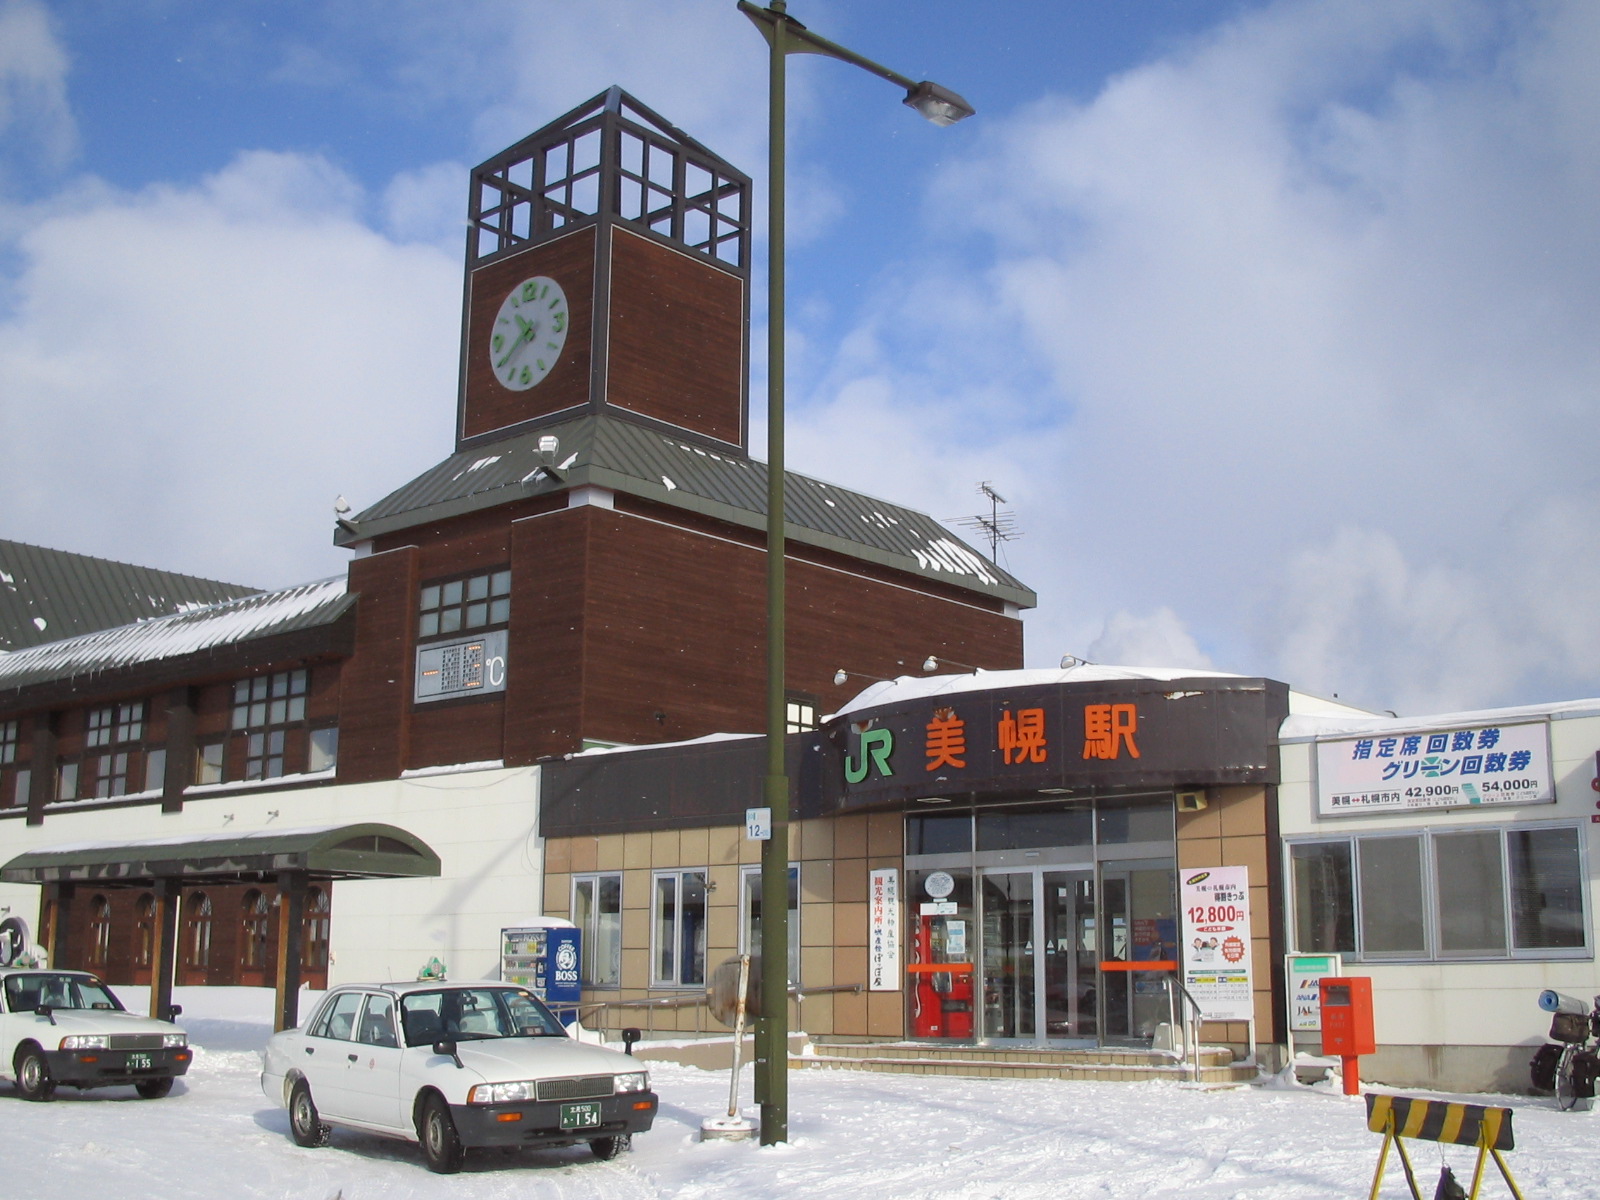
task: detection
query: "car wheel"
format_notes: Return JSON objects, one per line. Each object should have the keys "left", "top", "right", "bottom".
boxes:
{"left": 590, "top": 1133, "right": 631, "bottom": 1160}
{"left": 135, "top": 1077, "right": 174, "bottom": 1099}
{"left": 14, "top": 1046, "right": 56, "bottom": 1102}
{"left": 419, "top": 1095, "right": 465, "bottom": 1174}
{"left": 289, "top": 1079, "right": 331, "bottom": 1147}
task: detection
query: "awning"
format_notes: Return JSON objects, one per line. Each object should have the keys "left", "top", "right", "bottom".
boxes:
{"left": 0, "top": 822, "right": 442, "bottom": 887}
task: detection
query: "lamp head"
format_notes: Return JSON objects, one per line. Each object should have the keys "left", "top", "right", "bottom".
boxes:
{"left": 904, "top": 81, "right": 974, "bottom": 127}
{"left": 922, "top": 656, "right": 939, "bottom": 672}
{"left": 833, "top": 669, "right": 848, "bottom": 686}
{"left": 538, "top": 435, "right": 560, "bottom": 466}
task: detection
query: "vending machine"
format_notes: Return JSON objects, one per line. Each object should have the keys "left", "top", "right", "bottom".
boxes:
{"left": 500, "top": 918, "right": 582, "bottom": 1026}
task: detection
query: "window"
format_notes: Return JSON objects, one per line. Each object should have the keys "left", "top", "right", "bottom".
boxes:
{"left": 303, "top": 887, "right": 330, "bottom": 969}
{"left": 312, "top": 990, "right": 364, "bottom": 1041}
{"left": 195, "top": 742, "right": 224, "bottom": 785}
{"left": 241, "top": 891, "right": 270, "bottom": 970}
{"left": 88, "top": 896, "right": 111, "bottom": 969}
{"left": 134, "top": 894, "right": 155, "bottom": 969}
{"left": 87, "top": 701, "right": 143, "bottom": 748}
{"left": 1287, "top": 822, "right": 1586, "bottom": 961}
{"left": 418, "top": 568, "right": 511, "bottom": 639}
{"left": 740, "top": 864, "right": 800, "bottom": 984}
{"left": 571, "top": 873, "right": 622, "bottom": 987}
{"left": 0, "top": 719, "right": 16, "bottom": 764}
{"left": 308, "top": 726, "right": 339, "bottom": 774}
{"left": 6, "top": 767, "right": 28, "bottom": 809}
{"left": 652, "top": 870, "right": 707, "bottom": 987}
{"left": 55, "top": 761, "right": 78, "bottom": 802}
{"left": 183, "top": 892, "right": 213, "bottom": 970}
{"left": 233, "top": 669, "right": 307, "bottom": 780}
{"left": 785, "top": 693, "right": 819, "bottom": 734}
{"left": 143, "top": 748, "right": 166, "bottom": 793}
{"left": 93, "top": 751, "right": 130, "bottom": 798}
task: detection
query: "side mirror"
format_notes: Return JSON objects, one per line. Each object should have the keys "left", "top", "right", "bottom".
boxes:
{"left": 167, "top": 1004, "right": 183, "bottom": 1020}
{"left": 621, "top": 1027, "right": 641, "bottom": 1056}
{"left": 433, "top": 1039, "right": 463, "bottom": 1068}
{"left": 34, "top": 1004, "right": 55, "bottom": 1025}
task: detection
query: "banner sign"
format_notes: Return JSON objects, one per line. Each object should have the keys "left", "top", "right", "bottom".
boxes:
{"left": 1287, "top": 953, "right": 1341, "bottom": 1033}
{"left": 868, "top": 868, "right": 900, "bottom": 991}
{"left": 1180, "top": 866, "right": 1253, "bottom": 1022}
{"left": 1315, "top": 722, "right": 1552, "bottom": 817}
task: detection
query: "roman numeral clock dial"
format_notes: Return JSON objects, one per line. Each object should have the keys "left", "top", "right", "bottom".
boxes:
{"left": 490, "top": 276, "right": 569, "bottom": 390}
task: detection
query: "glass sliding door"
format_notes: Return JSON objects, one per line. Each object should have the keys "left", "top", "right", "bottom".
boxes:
{"left": 980, "top": 871, "right": 1035, "bottom": 1040}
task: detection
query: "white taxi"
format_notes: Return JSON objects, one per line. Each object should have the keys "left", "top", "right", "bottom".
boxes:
{"left": 261, "top": 980, "right": 656, "bottom": 1173}
{"left": 0, "top": 967, "right": 191, "bottom": 1100}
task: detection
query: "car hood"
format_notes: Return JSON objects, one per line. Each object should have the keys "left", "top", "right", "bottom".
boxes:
{"left": 27, "top": 1009, "right": 185, "bottom": 1038}
{"left": 452, "top": 1037, "right": 640, "bottom": 1082}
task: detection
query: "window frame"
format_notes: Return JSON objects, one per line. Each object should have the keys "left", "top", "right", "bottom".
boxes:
{"left": 570, "top": 871, "right": 623, "bottom": 989}
{"left": 1285, "top": 820, "right": 1590, "bottom": 963}
{"left": 0, "top": 719, "right": 17, "bottom": 765}
{"left": 739, "top": 863, "right": 801, "bottom": 985}
{"left": 417, "top": 566, "right": 511, "bottom": 642}
{"left": 650, "top": 868, "right": 708, "bottom": 989}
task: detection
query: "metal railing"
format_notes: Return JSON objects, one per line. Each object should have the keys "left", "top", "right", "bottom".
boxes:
{"left": 551, "top": 982, "right": 865, "bottom": 1039}
{"left": 1163, "top": 974, "right": 1207, "bottom": 1082}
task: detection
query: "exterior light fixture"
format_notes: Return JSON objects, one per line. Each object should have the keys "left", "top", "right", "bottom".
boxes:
{"left": 903, "top": 81, "right": 975, "bottom": 127}
{"left": 923, "top": 655, "right": 979, "bottom": 673}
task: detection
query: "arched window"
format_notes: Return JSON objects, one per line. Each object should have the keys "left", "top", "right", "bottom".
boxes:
{"left": 302, "top": 887, "right": 330, "bottom": 969}
{"left": 240, "top": 890, "right": 269, "bottom": 969}
{"left": 133, "top": 893, "right": 155, "bottom": 969}
{"left": 88, "top": 895, "right": 112, "bottom": 970}
{"left": 182, "top": 892, "right": 212, "bottom": 970}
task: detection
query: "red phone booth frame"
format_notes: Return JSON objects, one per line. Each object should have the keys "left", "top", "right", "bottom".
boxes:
{"left": 908, "top": 911, "right": 974, "bottom": 1038}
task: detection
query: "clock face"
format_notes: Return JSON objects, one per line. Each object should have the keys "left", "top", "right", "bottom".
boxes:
{"left": 489, "top": 276, "right": 569, "bottom": 391}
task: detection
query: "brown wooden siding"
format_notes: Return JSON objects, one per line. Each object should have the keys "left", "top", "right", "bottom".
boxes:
{"left": 462, "top": 227, "right": 597, "bottom": 440}
{"left": 407, "top": 694, "right": 506, "bottom": 771}
{"left": 504, "top": 507, "right": 590, "bottom": 763}
{"left": 606, "top": 228, "right": 744, "bottom": 444}
{"left": 339, "top": 546, "right": 420, "bottom": 782}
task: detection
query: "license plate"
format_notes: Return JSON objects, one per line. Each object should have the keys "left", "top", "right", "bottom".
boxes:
{"left": 127, "top": 1053, "right": 152, "bottom": 1070}
{"left": 559, "top": 1101, "right": 602, "bottom": 1130}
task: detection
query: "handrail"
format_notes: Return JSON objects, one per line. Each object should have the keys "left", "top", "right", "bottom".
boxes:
{"left": 552, "top": 982, "right": 866, "bottom": 1037}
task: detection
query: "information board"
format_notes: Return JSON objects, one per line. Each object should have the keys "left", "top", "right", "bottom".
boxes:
{"left": 1180, "top": 866, "right": 1253, "bottom": 1022}
{"left": 1315, "top": 721, "right": 1552, "bottom": 816}
{"left": 868, "top": 867, "right": 900, "bottom": 991}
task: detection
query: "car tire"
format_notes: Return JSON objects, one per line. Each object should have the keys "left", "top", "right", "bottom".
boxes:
{"left": 289, "top": 1079, "right": 331, "bottom": 1147}
{"left": 135, "top": 1077, "right": 174, "bottom": 1099}
{"left": 14, "top": 1046, "right": 56, "bottom": 1102}
{"left": 419, "top": 1095, "right": 465, "bottom": 1174}
{"left": 590, "top": 1133, "right": 631, "bottom": 1160}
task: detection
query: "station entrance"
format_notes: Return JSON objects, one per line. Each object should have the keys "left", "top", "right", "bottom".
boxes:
{"left": 905, "top": 797, "right": 1178, "bottom": 1047}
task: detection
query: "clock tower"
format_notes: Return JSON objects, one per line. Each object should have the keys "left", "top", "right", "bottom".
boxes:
{"left": 456, "top": 87, "right": 751, "bottom": 452}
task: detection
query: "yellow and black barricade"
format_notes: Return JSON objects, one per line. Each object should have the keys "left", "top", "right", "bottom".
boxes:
{"left": 1365, "top": 1094, "right": 1524, "bottom": 1200}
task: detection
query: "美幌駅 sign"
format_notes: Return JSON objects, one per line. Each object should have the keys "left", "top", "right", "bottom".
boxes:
{"left": 1315, "top": 722, "right": 1553, "bottom": 817}
{"left": 1180, "top": 866, "right": 1253, "bottom": 1023}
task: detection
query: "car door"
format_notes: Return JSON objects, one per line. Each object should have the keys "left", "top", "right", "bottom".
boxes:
{"left": 300, "top": 989, "right": 365, "bottom": 1120}
{"left": 340, "top": 992, "right": 405, "bottom": 1129}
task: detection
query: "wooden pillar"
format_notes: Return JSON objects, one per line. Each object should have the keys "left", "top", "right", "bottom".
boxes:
{"left": 147, "top": 880, "right": 180, "bottom": 1023}
{"left": 46, "top": 882, "right": 74, "bottom": 968}
{"left": 274, "top": 872, "right": 307, "bottom": 1032}
{"left": 162, "top": 688, "right": 198, "bottom": 814}
{"left": 27, "top": 717, "right": 57, "bottom": 826}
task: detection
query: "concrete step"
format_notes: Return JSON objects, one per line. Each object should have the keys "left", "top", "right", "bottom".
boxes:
{"left": 798, "top": 1041, "right": 1257, "bottom": 1085}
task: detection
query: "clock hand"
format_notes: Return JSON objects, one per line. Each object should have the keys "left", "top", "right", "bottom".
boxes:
{"left": 496, "top": 319, "right": 538, "bottom": 369}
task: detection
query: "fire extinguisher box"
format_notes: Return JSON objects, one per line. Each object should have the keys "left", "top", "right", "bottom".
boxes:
{"left": 1320, "top": 976, "right": 1376, "bottom": 1056}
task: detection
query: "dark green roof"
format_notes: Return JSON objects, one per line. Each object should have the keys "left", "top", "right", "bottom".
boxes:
{"left": 0, "top": 539, "right": 258, "bottom": 653}
{"left": 338, "top": 415, "right": 1035, "bottom": 608}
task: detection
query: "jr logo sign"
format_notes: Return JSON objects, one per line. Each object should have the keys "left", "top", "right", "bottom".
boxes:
{"left": 845, "top": 726, "right": 895, "bottom": 784}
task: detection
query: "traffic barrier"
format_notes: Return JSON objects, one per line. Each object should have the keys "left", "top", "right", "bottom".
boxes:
{"left": 1364, "top": 1094, "right": 1524, "bottom": 1200}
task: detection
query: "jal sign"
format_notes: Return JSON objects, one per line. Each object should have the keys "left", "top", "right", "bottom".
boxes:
{"left": 1315, "top": 721, "right": 1553, "bottom": 817}
{"left": 414, "top": 629, "right": 508, "bottom": 704}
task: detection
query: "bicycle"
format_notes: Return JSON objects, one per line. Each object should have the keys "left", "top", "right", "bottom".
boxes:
{"left": 1530, "top": 990, "right": 1600, "bottom": 1110}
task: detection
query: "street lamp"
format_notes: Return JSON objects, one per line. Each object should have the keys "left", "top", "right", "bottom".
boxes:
{"left": 738, "top": 0, "right": 973, "bottom": 1147}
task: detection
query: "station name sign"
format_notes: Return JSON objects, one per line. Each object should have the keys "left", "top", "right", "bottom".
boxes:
{"left": 1314, "top": 720, "right": 1553, "bottom": 817}
{"left": 829, "top": 677, "right": 1287, "bottom": 808}
{"left": 414, "top": 630, "right": 508, "bottom": 704}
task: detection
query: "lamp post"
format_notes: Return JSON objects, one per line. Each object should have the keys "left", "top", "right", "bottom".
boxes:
{"left": 737, "top": 0, "right": 973, "bottom": 1146}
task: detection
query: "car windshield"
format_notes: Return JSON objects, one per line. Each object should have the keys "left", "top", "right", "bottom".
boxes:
{"left": 398, "top": 987, "right": 565, "bottom": 1045}
{"left": 3, "top": 972, "right": 122, "bottom": 1013}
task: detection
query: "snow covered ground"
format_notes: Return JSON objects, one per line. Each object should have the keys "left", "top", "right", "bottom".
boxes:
{"left": 7, "top": 986, "right": 1599, "bottom": 1199}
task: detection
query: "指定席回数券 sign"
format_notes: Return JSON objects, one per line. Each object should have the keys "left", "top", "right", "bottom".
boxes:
{"left": 1180, "top": 866, "right": 1253, "bottom": 1022}
{"left": 1315, "top": 721, "right": 1553, "bottom": 817}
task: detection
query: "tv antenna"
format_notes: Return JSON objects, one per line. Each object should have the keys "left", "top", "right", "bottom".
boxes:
{"left": 952, "top": 482, "right": 1020, "bottom": 563}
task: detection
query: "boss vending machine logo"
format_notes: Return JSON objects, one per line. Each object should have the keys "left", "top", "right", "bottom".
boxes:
{"left": 554, "top": 939, "right": 579, "bottom": 986}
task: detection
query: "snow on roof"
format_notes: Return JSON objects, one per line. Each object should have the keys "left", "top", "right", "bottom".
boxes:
{"left": 17, "top": 823, "right": 351, "bottom": 857}
{"left": 1281, "top": 695, "right": 1600, "bottom": 741}
{"left": 829, "top": 663, "right": 1255, "bottom": 718}
{"left": 0, "top": 576, "right": 351, "bottom": 693}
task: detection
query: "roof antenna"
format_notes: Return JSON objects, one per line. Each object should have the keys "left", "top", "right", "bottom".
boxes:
{"left": 952, "top": 482, "right": 1020, "bottom": 563}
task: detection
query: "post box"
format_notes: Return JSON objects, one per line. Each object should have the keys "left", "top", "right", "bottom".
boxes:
{"left": 1321, "top": 976, "right": 1374, "bottom": 1094}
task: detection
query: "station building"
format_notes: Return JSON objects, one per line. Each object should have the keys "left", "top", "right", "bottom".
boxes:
{"left": 1, "top": 89, "right": 1596, "bottom": 1093}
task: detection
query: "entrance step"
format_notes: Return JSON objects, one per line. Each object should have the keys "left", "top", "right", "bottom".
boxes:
{"left": 798, "top": 1040, "right": 1258, "bottom": 1085}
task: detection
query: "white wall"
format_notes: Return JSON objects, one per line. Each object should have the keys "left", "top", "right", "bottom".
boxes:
{"left": 0, "top": 764, "right": 545, "bottom": 986}
{"left": 1278, "top": 705, "right": 1600, "bottom": 1056}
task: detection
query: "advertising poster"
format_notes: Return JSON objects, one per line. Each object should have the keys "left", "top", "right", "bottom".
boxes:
{"left": 1180, "top": 866, "right": 1253, "bottom": 1022}
{"left": 1286, "top": 953, "right": 1341, "bottom": 1033}
{"left": 868, "top": 867, "right": 900, "bottom": 991}
{"left": 1315, "top": 721, "right": 1552, "bottom": 816}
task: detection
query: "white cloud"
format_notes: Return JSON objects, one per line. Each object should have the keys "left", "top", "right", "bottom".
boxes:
{"left": 1088, "top": 609, "right": 1214, "bottom": 672}
{"left": 0, "top": 0, "right": 75, "bottom": 173}
{"left": 0, "top": 150, "right": 460, "bottom": 589}
{"left": 790, "top": 0, "right": 1600, "bottom": 712}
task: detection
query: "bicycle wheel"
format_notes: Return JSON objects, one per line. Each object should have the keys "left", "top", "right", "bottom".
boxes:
{"left": 1556, "top": 1044, "right": 1581, "bottom": 1110}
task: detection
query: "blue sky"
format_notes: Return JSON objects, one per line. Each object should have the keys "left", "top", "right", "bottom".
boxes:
{"left": 2, "top": 0, "right": 1597, "bottom": 716}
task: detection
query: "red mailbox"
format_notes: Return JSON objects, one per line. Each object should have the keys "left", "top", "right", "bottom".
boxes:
{"left": 1321, "top": 976, "right": 1375, "bottom": 1094}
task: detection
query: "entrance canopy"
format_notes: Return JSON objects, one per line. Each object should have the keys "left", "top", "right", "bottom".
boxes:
{"left": 0, "top": 822, "right": 441, "bottom": 887}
